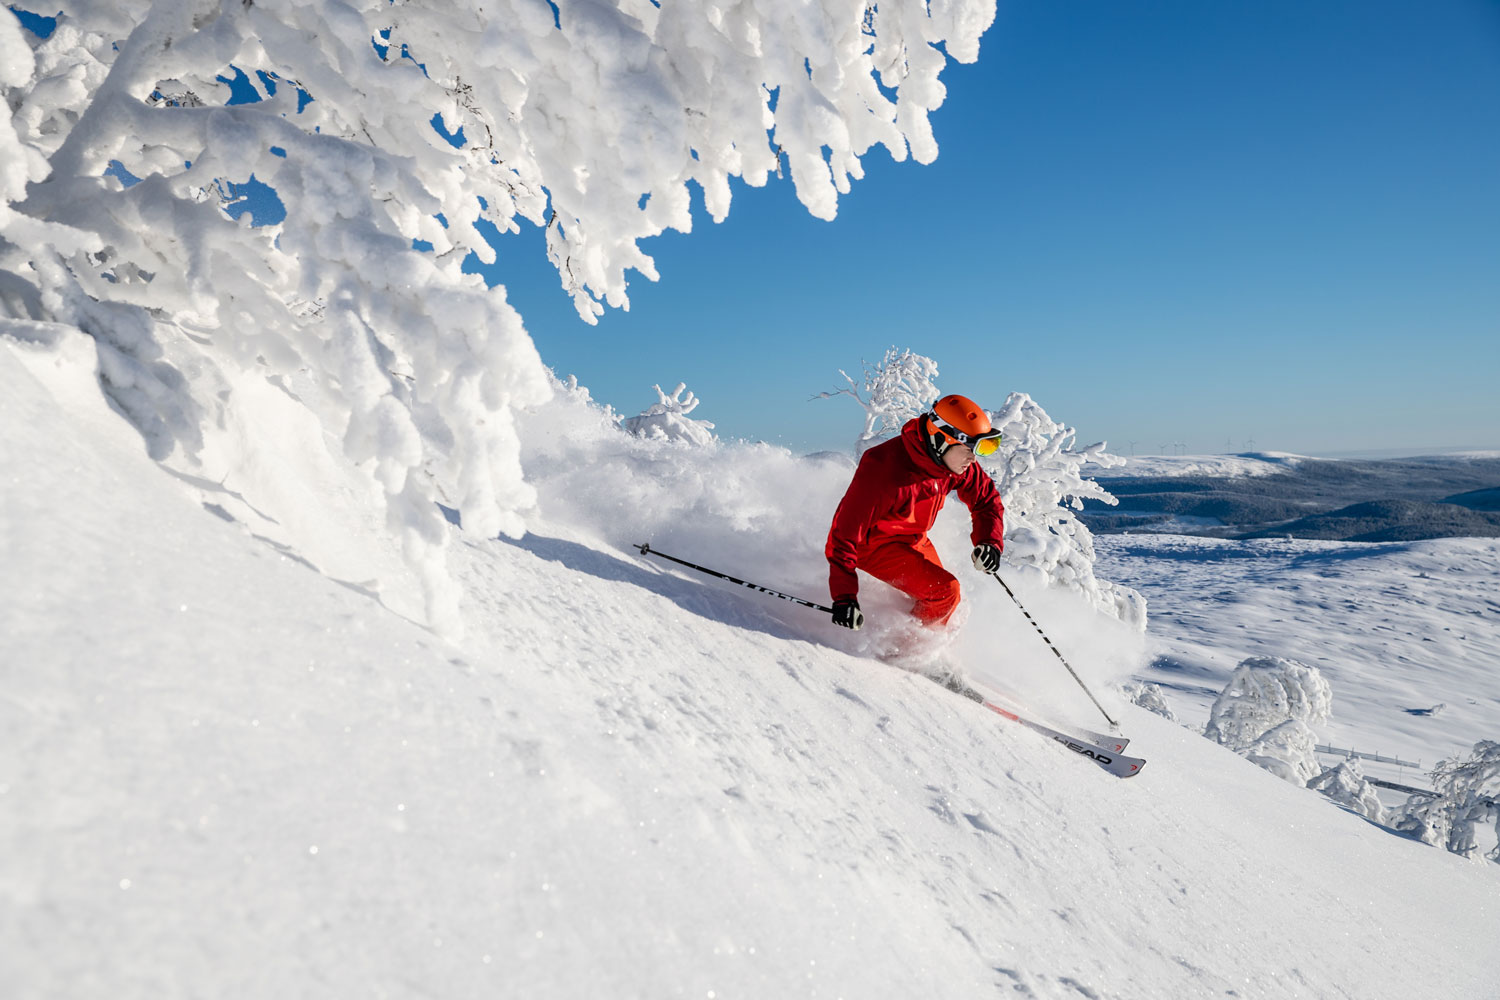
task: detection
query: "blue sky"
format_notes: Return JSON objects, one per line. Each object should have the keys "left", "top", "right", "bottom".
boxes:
{"left": 477, "top": 0, "right": 1500, "bottom": 457}
{"left": 45, "top": 0, "right": 1492, "bottom": 457}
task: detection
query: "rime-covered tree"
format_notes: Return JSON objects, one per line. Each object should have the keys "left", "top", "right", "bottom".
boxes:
{"left": 1307, "top": 758, "right": 1386, "bottom": 825}
{"left": 1125, "top": 681, "right": 1176, "bottom": 722}
{"left": 985, "top": 391, "right": 1141, "bottom": 628}
{"left": 1395, "top": 741, "right": 1500, "bottom": 862}
{"left": 815, "top": 347, "right": 942, "bottom": 455}
{"left": 1205, "top": 656, "right": 1333, "bottom": 785}
{"left": 0, "top": 0, "right": 996, "bottom": 630}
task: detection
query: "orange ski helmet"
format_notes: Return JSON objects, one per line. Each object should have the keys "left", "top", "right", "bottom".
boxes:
{"left": 923, "top": 394, "right": 1002, "bottom": 460}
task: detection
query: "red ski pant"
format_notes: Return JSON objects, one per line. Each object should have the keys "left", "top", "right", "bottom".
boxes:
{"left": 859, "top": 536, "right": 961, "bottom": 626}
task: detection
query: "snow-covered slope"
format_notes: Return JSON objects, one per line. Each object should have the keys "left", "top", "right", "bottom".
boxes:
{"left": 4, "top": 333, "right": 1498, "bottom": 999}
{"left": 1101, "top": 534, "right": 1500, "bottom": 772}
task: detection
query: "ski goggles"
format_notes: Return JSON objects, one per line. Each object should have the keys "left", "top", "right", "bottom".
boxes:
{"left": 930, "top": 418, "right": 1003, "bottom": 457}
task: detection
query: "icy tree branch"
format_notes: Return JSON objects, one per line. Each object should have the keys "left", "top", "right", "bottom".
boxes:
{"left": 0, "top": 0, "right": 996, "bottom": 632}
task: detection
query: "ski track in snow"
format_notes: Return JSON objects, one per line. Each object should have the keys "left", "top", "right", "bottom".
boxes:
{"left": 4, "top": 338, "right": 1499, "bottom": 999}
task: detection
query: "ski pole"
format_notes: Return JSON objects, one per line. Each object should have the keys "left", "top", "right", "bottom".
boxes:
{"left": 991, "top": 571, "right": 1119, "bottom": 731}
{"left": 635, "top": 543, "right": 834, "bottom": 614}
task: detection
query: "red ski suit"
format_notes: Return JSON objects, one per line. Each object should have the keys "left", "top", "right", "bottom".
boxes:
{"left": 826, "top": 417, "right": 1005, "bottom": 626}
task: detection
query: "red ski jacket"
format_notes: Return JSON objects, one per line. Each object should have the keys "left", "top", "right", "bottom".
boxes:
{"left": 825, "top": 417, "right": 1005, "bottom": 602}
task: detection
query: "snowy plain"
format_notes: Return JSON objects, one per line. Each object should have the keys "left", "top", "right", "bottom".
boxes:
{"left": 5, "top": 329, "right": 1500, "bottom": 1000}
{"left": 1098, "top": 533, "right": 1500, "bottom": 775}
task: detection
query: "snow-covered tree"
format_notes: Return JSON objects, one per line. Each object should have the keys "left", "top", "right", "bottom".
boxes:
{"left": 1124, "top": 681, "right": 1176, "bottom": 722}
{"left": 1307, "top": 757, "right": 1387, "bottom": 825}
{"left": 1, "top": 0, "right": 996, "bottom": 631}
{"left": 1241, "top": 719, "right": 1324, "bottom": 786}
{"left": 623, "top": 382, "right": 716, "bottom": 447}
{"left": 815, "top": 347, "right": 941, "bottom": 455}
{"left": 1204, "top": 656, "right": 1332, "bottom": 785}
{"left": 985, "top": 392, "right": 1142, "bottom": 629}
{"left": 1394, "top": 741, "right": 1500, "bottom": 862}
{"left": 1205, "top": 656, "right": 1333, "bottom": 749}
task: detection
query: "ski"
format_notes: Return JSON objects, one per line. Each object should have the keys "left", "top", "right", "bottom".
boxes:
{"left": 980, "top": 701, "right": 1145, "bottom": 778}
{"left": 926, "top": 675, "right": 1140, "bottom": 774}
{"left": 1035, "top": 717, "right": 1129, "bottom": 755}
{"left": 1078, "top": 728, "right": 1130, "bottom": 755}
{"left": 1086, "top": 728, "right": 1128, "bottom": 749}
{"left": 975, "top": 689, "right": 1130, "bottom": 754}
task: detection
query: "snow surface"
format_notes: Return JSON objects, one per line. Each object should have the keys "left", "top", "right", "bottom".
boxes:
{"left": 1099, "top": 533, "right": 1500, "bottom": 775}
{"left": 5, "top": 330, "right": 1499, "bottom": 999}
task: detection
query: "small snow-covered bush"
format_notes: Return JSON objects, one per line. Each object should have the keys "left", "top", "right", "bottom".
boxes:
{"left": 1205, "top": 656, "right": 1332, "bottom": 785}
{"left": 623, "top": 382, "right": 716, "bottom": 448}
{"left": 815, "top": 347, "right": 941, "bottom": 456}
{"left": 1125, "top": 681, "right": 1176, "bottom": 722}
{"left": 986, "top": 392, "right": 1143, "bottom": 630}
{"left": 1205, "top": 656, "right": 1333, "bottom": 749}
{"left": 1307, "top": 757, "right": 1387, "bottom": 825}
{"left": 1394, "top": 741, "right": 1500, "bottom": 863}
{"left": 1242, "top": 719, "right": 1323, "bottom": 786}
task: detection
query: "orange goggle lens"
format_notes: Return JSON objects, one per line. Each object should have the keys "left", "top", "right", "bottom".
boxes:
{"left": 933, "top": 417, "right": 1002, "bottom": 457}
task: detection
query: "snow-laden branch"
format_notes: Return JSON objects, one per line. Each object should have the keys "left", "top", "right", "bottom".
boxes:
{"left": 985, "top": 392, "right": 1142, "bottom": 628}
{"left": 1, "top": 0, "right": 995, "bottom": 631}
{"left": 813, "top": 347, "right": 940, "bottom": 455}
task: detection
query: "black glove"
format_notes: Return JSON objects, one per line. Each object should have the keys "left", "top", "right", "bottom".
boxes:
{"left": 971, "top": 542, "right": 1001, "bottom": 575}
{"left": 831, "top": 598, "right": 864, "bottom": 631}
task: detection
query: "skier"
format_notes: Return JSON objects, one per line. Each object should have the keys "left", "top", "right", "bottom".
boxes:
{"left": 826, "top": 394, "right": 1005, "bottom": 633}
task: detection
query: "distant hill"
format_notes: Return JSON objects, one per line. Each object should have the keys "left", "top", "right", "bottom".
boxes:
{"left": 1444, "top": 486, "right": 1500, "bottom": 512}
{"left": 1080, "top": 455, "right": 1500, "bottom": 540}
{"left": 1236, "top": 499, "right": 1500, "bottom": 542}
